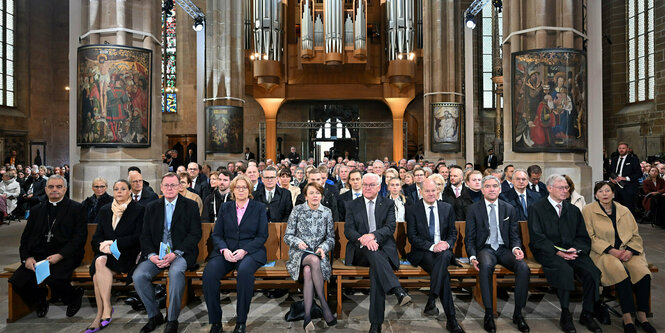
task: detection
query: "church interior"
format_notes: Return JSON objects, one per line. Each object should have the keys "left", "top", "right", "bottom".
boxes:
{"left": 0, "top": 0, "right": 663, "bottom": 332}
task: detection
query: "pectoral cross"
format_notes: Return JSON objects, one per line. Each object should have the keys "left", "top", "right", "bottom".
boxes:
{"left": 46, "top": 231, "right": 54, "bottom": 243}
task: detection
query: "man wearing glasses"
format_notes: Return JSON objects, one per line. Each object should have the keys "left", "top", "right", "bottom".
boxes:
{"left": 528, "top": 174, "right": 602, "bottom": 333}
{"left": 133, "top": 172, "right": 202, "bottom": 333}
{"left": 252, "top": 166, "right": 292, "bottom": 222}
{"left": 344, "top": 173, "right": 412, "bottom": 333}
{"left": 10, "top": 175, "right": 87, "bottom": 318}
{"left": 129, "top": 170, "right": 158, "bottom": 206}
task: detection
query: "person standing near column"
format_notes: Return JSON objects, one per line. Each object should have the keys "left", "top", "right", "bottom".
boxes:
{"left": 610, "top": 142, "right": 642, "bottom": 214}
{"left": 133, "top": 172, "right": 202, "bottom": 333}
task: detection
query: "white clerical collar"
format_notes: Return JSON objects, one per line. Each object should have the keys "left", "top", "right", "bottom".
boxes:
{"left": 49, "top": 198, "right": 64, "bottom": 206}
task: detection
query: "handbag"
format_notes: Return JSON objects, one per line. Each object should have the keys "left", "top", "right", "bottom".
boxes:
{"left": 284, "top": 299, "right": 323, "bottom": 322}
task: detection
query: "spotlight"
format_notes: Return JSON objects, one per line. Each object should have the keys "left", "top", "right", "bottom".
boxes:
{"left": 465, "top": 13, "right": 476, "bottom": 29}
{"left": 492, "top": 0, "right": 503, "bottom": 13}
{"left": 192, "top": 16, "right": 204, "bottom": 31}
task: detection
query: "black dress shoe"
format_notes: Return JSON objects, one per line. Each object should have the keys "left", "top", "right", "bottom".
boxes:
{"left": 209, "top": 323, "right": 223, "bottom": 333}
{"left": 636, "top": 320, "right": 657, "bottom": 333}
{"left": 624, "top": 323, "right": 637, "bottom": 333}
{"left": 392, "top": 287, "right": 412, "bottom": 306}
{"left": 369, "top": 323, "right": 382, "bottom": 333}
{"left": 35, "top": 300, "right": 49, "bottom": 318}
{"left": 579, "top": 311, "right": 602, "bottom": 333}
{"left": 560, "top": 309, "right": 577, "bottom": 333}
{"left": 140, "top": 313, "right": 165, "bottom": 333}
{"left": 424, "top": 297, "right": 439, "bottom": 316}
{"left": 513, "top": 314, "right": 530, "bottom": 333}
{"left": 326, "top": 317, "right": 338, "bottom": 327}
{"left": 233, "top": 323, "right": 246, "bottom": 333}
{"left": 594, "top": 303, "right": 611, "bottom": 325}
{"left": 164, "top": 320, "right": 178, "bottom": 333}
{"left": 483, "top": 313, "right": 496, "bottom": 333}
{"left": 66, "top": 287, "right": 84, "bottom": 317}
{"left": 446, "top": 316, "right": 465, "bottom": 333}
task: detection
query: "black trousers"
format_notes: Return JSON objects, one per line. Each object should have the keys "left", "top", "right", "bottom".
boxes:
{"left": 477, "top": 246, "right": 530, "bottom": 315}
{"left": 616, "top": 183, "right": 638, "bottom": 214}
{"left": 616, "top": 275, "right": 651, "bottom": 314}
{"left": 9, "top": 265, "right": 77, "bottom": 306}
{"left": 418, "top": 250, "right": 456, "bottom": 317}
{"left": 556, "top": 258, "right": 599, "bottom": 313}
{"left": 353, "top": 247, "right": 401, "bottom": 325}
{"left": 202, "top": 254, "right": 261, "bottom": 324}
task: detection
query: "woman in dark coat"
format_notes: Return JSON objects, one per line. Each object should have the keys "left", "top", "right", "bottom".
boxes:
{"left": 86, "top": 179, "right": 144, "bottom": 333}
{"left": 641, "top": 166, "right": 665, "bottom": 217}
{"left": 81, "top": 177, "right": 113, "bottom": 224}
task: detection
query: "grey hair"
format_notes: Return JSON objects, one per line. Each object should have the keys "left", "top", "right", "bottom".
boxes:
{"left": 428, "top": 173, "right": 445, "bottom": 184}
{"left": 48, "top": 174, "right": 68, "bottom": 188}
{"left": 481, "top": 175, "right": 501, "bottom": 187}
{"left": 492, "top": 169, "right": 505, "bottom": 180}
{"left": 513, "top": 168, "right": 528, "bottom": 178}
{"left": 362, "top": 172, "right": 381, "bottom": 186}
{"left": 546, "top": 174, "right": 566, "bottom": 186}
{"left": 262, "top": 166, "right": 278, "bottom": 175}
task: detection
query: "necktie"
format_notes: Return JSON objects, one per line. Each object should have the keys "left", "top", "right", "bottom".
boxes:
{"left": 519, "top": 194, "right": 527, "bottom": 217}
{"left": 134, "top": 194, "right": 139, "bottom": 202}
{"left": 267, "top": 190, "right": 273, "bottom": 203}
{"left": 531, "top": 184, "right": 537, "bottom": 192}
{"left": 166, "top": 202, "right": 174, "bottom": 230}
{"left": 556, "top": 203, "right": 562, "bottom": 217}
{"left": 454, "top": 187, "right": 460, "bottom": 198}
{"left": 367, "top": 200, "right": 376, "bottom": 232}
{"left": 428, "top": 206, "right": 436, "bottom": 241}
{"left": 489, "top": 204, "right": 499, "bottom": 250}
{"left": 355, "top": 192, "right": 360, "bottom": 198}
{"left": 617, "top": 157, "right": 624, "bottom": 176}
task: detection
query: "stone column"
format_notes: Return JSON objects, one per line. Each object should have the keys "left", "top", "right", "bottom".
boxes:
{"left": 422, "top": 0, "right": 465, "bottom": 164}
{"left": 71, "top": 0, "right": 164, "bottom": 201}
{"left": 204, "top": 0, "right": 245, "bottom": 163}
{"left": 88, "top": 0, "right": 100, "bottom": 44}
{"left": 502, "top": 0, "right": 592, "bottom": 199}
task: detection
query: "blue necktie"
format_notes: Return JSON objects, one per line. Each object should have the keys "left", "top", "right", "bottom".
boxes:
{"left": 519, "top": 194, "right": 527, "bottom": 217}
{"left": 428, "top": 206, "right": 436, "bottom": 242}
{"left": 489, "top": 204, "right": 499, "bottom": 250}
{"left": 355, "top": 192, "right": 360, "bottom": 198}
{"left": 166, "top": 202, "right": 174, "bottom": 230}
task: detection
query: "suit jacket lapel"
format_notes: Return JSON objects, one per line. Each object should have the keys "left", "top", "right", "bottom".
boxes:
{"left": 239, "top": 200, "right": 252, "bottom": 226}
{"left": 375, "top": 196, "right": 384, "bottom": 228}
{"left": 358, "top": 198, "right": 369, "bottom": 233}
{"left": 157, "top": 199, "right": 166, "bottom": 233}
{"left": 436, "top": 201, "right": 447, "bottom": 235}
{"left": 54, "top": 198, "right": 70, "bottom": 226}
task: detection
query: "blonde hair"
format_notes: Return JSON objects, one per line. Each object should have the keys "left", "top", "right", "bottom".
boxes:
{"left": 230, "top": 175, "right": 254, "bottom": 200}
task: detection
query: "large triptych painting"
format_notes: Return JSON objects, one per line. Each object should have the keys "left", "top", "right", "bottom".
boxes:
{"left": 512, "top": 49, "right": 587, "bottom": 152}
{"left": 431, "top": 102, "right": 462, "bottom": 153}
{"left": 77, "top": 45, "right": 152, "bottom": 147}
{"left": 206, "top": 106, "right": 243, "bottom": 154}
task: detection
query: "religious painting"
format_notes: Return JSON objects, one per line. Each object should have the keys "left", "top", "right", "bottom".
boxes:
{"left": 30, "top": 141, "right": 46, "bottom": 166}
{"left": 431, "top": 102, "right": 462, "bottom": 152}
{"left": 77, "top": 45, "right": 152, "bottom": 147}
{"left": 512, "top": 48, "right": 587, "bottom": 153}
{"left": 206, "top": 106, "right": 243, "bottom": 154}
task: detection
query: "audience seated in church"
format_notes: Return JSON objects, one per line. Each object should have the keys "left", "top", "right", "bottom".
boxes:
{"left": 563, "top": 174, "right": 586, "bottom": 211}
{"left": 641, "top": 166, "right": 665, "bottom": 224}
{"left": 0, "top": 171, "right": 21, "bottom": 220}
{"left": 526, "top": 164, "right": 549, "bottom": 198}
{"left": 278, "top": 168, "right": 301, "bottom": 208}
{"left": 499, "top": 169, "right": 539, "bottom": 221}
{"left": 177, "top": 172, "right": 203, "bottom": 216}
{"left": 202, "top": 170, "right": 232, "bottom": 223}
{"left": 252, "top": 166, "right": 293, "bottom": 222}
{"left": 81, "top": 177, "right": 113, "bottom": 224}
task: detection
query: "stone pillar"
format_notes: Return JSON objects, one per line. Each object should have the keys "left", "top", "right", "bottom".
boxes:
{"left": 422, "top": 0, "right": 464, "bottom": 164}
{"left": 71, "top": 0, "right": 164, "bottom": 201}
{"left": 88, "top": 0, "right": 100, "bottom": 44}
{"left": 502, "top": 0, "right": 592, "bottom": 199}
{"left": 204, "top": 0, "right": 245, "bottom": 163}
{"left": 256, "top": 98, "right": 285, "bottom": 162}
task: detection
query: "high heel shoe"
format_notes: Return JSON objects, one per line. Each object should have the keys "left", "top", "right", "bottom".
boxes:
{"left": 325, "top": 317, "right": 337, "bottom": 327}
{"left": 635, "top": 320, "right": 657, "bottom": 333}
{"left": 84, "top": 326, "right": 101, "bottom": 333}
{"left": 100, "top": 307, "right": 114, "bottom": 328}
{"left": 303, "top": 318, "right": 315, "bottom": 332}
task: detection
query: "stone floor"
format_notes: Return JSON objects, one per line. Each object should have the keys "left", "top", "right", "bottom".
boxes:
{"left": 0, "top": 220, "right": 663, "bottom": 333}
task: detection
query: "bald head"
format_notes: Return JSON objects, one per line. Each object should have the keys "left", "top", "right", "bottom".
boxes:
{"left": 128, "top": 171, "right": 143, "bottom": 194}
{"left": 421, "top": 179, "right": 438, "bottom": 205}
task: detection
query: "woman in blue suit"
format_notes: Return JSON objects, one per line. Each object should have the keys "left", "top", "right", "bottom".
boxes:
{"left": 203, "top": 175, "right": 268, "bottom": 333}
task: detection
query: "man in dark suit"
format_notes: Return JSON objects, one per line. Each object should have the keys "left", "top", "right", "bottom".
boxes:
{"left": 610, "top": 142, "right": 642, "bottom": 213}
{"left": 338, "top": 169, "right": 363, "bottom": 221}
{"left": 162, "top": 150, "right": 182, "bottom": 173}
{"left": 188, "top": 162, "right": 211, "bottom": 201}
{"left": 406, "top": 179, "right": 464, "bottom": 333}
{"left": 10, "top": 175, "right": 86, "bottom": 318}
{"left": 129, "top": 170, "right": 159, "bottom": 207}
{"left": 128, "top": 166, "right": 156, "bottom": 194}
{"left": 16, "top": 169, "right": 47, "bottom": 215}
{"left": 344, "top": 173, "right": 411, "bottom": 333}
{"left": 484, "top": 148, "right": 498, "bottom": 170}
{"left": 252, "top": 166, "right": 292, "bottom": 222}
{"left": 528, "top": 174, "right": 601, "bottom": 333}
{"left": 526, "top": 164, "right": 549, "bottom": 198}
{"left": 501, "top": 164, "right": 515, "bottom": 193}
{"left": 405, "top": 168, "right": 426, "bottom": 202}
{"left": 133, "top": 173, "right": 202, "bottom": 333}
{"left": 466, "top": 175, "right": 530, "bottom": 333}
{"left": 244, "top": 147, "right": 255, "bottom": 161}
{"left": 499, "top": 169, "right": 539, "bottom": 221}
{"left": 287, "top": 146, "right": 301, "bottom": 165}
{"left": 296, "top": 169, "right": 339, "bottom": 221}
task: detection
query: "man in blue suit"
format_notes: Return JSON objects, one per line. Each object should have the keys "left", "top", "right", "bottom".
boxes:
{"left": 499, "top": 169, "right": 540, "bottom": 221}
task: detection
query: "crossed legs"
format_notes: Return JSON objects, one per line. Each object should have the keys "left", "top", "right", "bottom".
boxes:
{"left": 301, "top": 254, "right": 334, "bottom": 323}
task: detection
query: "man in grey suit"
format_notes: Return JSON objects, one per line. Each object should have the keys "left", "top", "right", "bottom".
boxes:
{"left": 133, "top": 173, "right": 202, "bottom": 333}
{"left": 344, "top": 173, "right": 411, "bottom": 333}
{"left": 466, "top": 175, "right": 530, "bottom": 333}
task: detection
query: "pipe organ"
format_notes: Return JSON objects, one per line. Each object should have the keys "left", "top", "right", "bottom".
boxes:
{"left": 301, "top": 0, "right": 314, "bottom": 57}
{"left": 386, "top": 0, "right": 415, "bottom": 61}
{"left": 251, "top": 0, "right": 284, "bottom": 91}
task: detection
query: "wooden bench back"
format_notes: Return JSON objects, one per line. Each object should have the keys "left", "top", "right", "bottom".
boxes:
{"left": 518, "top": 221, "right": 533, "bottom": 259}
{"left": 83, "top": 224, "right": 97, "bottom": 265}
{"left": 266, "top": 223, "right": 282, "bottom": 261}
{"left": 454, "top": 221, "right": 467, "bottom": 258}
{"left": 197, "top": 223, "right": 214, "bottom": 263}
{"left": 334, "top": 222, "right": 347, "bottom": 259}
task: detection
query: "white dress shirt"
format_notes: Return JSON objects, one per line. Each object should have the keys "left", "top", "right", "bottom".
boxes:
{"left": 423, "top": 201, "right": 447, "bottom": 252}
{"left": 469, "top": 199, "right": 520, "bottom": 262}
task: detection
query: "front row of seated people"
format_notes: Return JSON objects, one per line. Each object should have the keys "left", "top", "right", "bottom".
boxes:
{"left": 10, "top": 173, "right": 656, "bottom": 333}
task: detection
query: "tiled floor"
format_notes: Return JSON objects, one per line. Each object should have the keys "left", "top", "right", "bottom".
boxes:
{"left": 0, "top": 220, "right": 663, "bottom": 332}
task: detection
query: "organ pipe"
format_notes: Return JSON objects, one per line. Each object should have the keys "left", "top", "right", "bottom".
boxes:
{"left": 324, "top": 0, "right": 343, "bottom": 57}
{"left": 252, "top": 0, "right": 283, "bottom": 62}
{"left": 301, "top": 0, "right": 314, "bottom": 54}
{"left": 354, "top": 0, "right": 366, "bottom": 52}
{"left": 386, "top": 0, "right": 415, "bottom": 61}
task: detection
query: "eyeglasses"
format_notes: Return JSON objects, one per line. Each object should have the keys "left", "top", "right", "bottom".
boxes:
{"left": 47, "top": 185, "right": 64, "bottom": 189}
{"left": 187, "top": 168, "right": 198, "bottom": 171}
{"left": 179, "top": 181, "right": 189, "bottom": 185}
{"left": 362, "top": 183, "right": 378, "bottom": 188}
{"left": 235, "top": 186, "right": 249, "bottom": 191}
{"left": 92, "top": 185, "right": 107, "bottom": 189}
{"left": 552, "top": 185, "right": 570, "bottom": 191}
{"left": 162, "top": 183, "right": 179, "bottom": 189}
{"left": 263, "top": 176, "right": 276, "bottom": 179}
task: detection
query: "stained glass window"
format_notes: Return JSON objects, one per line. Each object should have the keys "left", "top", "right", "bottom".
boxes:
{"left": 0, "top": 0, "right": 14, "bottom": 107}
{"left": 480, "top": 5, "right": 502, "bottom": 109}
{"left": 627, "top": 0, "right": 654, "bottom": 103}
{"left": 162, "top": 0, "right": 177, "bottom": 112}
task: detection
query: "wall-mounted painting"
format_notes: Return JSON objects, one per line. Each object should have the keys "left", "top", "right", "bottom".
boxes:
{"left": 206, "top": 106, "right": 243, "bottom": 154}
{"left": 30, "top": 141, "right": 46, "bottom": 166}
{"left": 512, "top": 48, "right": 587, "bottom": 152}
{"left": 431, "top": 102, "right": 462, "bottom": 152}
{"left": 77, "top": 45, "right": 152, "bottom": 147}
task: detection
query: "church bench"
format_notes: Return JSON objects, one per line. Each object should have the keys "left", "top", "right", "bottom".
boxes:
{"left": 331, "top": 221, "right": 479, "bottom": 318}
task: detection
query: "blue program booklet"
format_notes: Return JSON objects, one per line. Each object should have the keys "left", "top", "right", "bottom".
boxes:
{"left": 110, "top": 240, "right": 121, "bottom": 260}
{"left": 159, "top": 242, "right": 171, "bottom": 260}
{"left": 35, "top": 260, "right": 50, "bottom": 284}
{"left": 263, "top": 261, "right": 276, "bottom": 267}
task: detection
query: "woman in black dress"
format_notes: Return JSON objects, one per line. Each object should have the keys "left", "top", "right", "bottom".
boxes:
{"left": 86, "top": 179, "right": 144, "bottom": 333}
{"left": 81, "top": 177, "right": 113, "bottom": 224}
